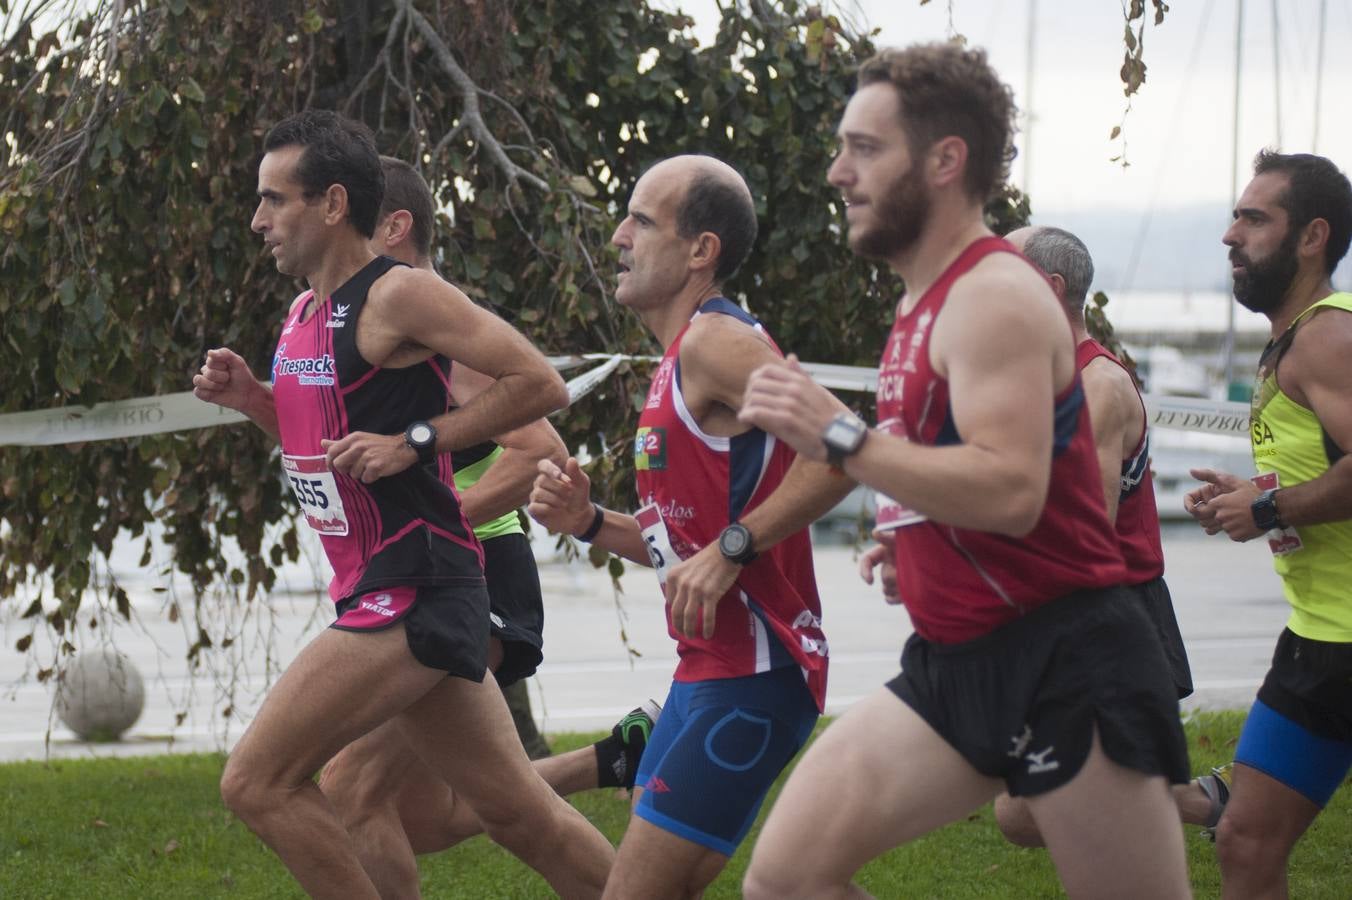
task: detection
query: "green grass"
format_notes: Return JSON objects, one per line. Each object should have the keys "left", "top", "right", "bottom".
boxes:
{"left": 1, "top": 712, "right": 1348, "bottom": 898}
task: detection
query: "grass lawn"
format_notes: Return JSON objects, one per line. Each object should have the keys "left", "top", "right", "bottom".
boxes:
{"left": 1, "top": 711, "right": 1348, "bottom": 898}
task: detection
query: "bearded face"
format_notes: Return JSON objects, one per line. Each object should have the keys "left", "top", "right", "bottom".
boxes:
{"left": 1231, "top": 223, "right": 1300, "bottom": 314}
{"left": 850, "top": 163, "right": 931, "bottom": 262}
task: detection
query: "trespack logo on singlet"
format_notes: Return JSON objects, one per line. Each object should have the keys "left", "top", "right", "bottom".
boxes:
{"left": 273, "top": 343, "right": 336, "bottom": 386}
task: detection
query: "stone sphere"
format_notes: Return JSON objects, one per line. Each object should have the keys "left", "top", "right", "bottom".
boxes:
{"left": 55, "top": 648, "right": 146, "bottom": 741}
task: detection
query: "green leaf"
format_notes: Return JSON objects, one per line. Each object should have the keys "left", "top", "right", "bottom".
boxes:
{"left": 178, "top": 77, "right": 205, "bottom": 104}
{"left": 300, "top": 9, "right": 323, "bottom": 34}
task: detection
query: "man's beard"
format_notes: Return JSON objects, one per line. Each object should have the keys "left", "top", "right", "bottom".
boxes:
{"left": 850, "top": 165, "right": 930, "bottom": 261}
{"left": 1232, "top": 227, "right": 1299, "bottom": 314}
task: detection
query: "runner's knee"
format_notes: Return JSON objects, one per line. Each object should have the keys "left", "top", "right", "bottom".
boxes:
{"left": 1215, "top": 810, "right": 1292, "bottom": 876}
{"left": 220, "top": 757, "right": 274, "bottom": 822}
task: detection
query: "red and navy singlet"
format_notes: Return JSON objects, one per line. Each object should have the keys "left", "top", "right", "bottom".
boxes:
{"left": 1076, "top": 338, "right": 1165, "bottom": 585}
{"left": 270, "top": 256, "right": 483, "bottom": 605}
{"left": 634, "top": 298, "right": 828, "bottom": 711}
{"left": 875, "top": 237, "right": 1125, "bottom": 644}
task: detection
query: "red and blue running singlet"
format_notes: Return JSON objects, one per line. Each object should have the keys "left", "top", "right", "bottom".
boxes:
{"left": 874, "top": 237, "right": 1125, "bottom": 644}
{"left": 270, "top": 256, "right": 483, "bottom": 605}
{"left": 1076, "top": 338, "right": 1165, "bottom": 585}
{"left": 634, "top": 298, "right": 828, "bottom": 711}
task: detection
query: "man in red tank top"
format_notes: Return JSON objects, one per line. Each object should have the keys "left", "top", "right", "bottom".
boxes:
{"left": 529, "top": 154, "right": 847, "bottom": 899}
{"left": 992, "top": 226, "right": 1223, "bottom": 846}
{"left": 191, "top": 111, "right": 613, "bottom": 898}
{"left": 739, "top": 45, "right": 1190, "bottom": 899}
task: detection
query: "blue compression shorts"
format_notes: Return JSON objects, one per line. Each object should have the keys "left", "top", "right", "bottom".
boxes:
{"left": 1235, "top": 698, "right": 1352, "bottom": 808}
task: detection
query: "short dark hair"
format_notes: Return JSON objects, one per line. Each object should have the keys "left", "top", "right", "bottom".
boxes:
{"left": 263, "top": 109, "right": 384, "bottom": 238}
{"left": 1253, "top": 150, "right": 1352, "bottom": 275}
{"left": 857, "top": 43, "right": 1018, "bottom": 202}
{"left": 675, "top": 168, "right": 758, "bottom": 283}
{"left": 1021, "top": 226, "right": 1095, "bottom": 309}
{"left": 379, "top": 156, "right": 436, "bottom": 260}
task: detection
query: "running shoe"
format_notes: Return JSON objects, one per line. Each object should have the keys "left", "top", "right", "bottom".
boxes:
{"left": 610, "top": 699, "right": 661, "bottom": 790}
{"left": 1199, "top": 763, "right": 1233, "bottom": 841}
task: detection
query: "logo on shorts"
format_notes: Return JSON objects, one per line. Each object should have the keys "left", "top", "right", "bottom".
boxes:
{"left": 1025, "top": 746, "right": 1060, "bottom": 775}
{"left": 1007, "top": 724, "right": 1033, "bottom": 759}
{"left": 359, "top": 593, "right": 397, "bottom": 618}
{"left": 489, "top": 612, "right": 504, "bottom": 629}
{"left": 644, "top": 775, "right": 671, "bottom": 794}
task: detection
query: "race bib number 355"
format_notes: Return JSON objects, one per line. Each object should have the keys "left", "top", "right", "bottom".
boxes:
{"left": 282, "top": 454, "right": 350, "bottom": 536}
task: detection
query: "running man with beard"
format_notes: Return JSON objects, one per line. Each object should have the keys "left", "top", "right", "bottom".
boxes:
{"left": 530, "top": 154, "right": 840, "bottom": 900}
{"left": 1186, "top": 150, "right": 1352, "bottom": 898}
{"left": 989, "top": 225, "right": 1215, "bottom": 847}
{"left": 738, "top": 44, "right": 1191, "bottom": 899}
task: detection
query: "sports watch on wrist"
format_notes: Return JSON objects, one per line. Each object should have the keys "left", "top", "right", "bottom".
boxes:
{"left": 1251, "top": 488, "right": 1285, "bottom": 531}
{"left": 403, "top": 420, "right": 438, "bottom": 466}
{"left": 718, "top": 522, "right": 757, "bottom": 566}
{"left": 822, "top": 412, "right": 869, "bottom": 467}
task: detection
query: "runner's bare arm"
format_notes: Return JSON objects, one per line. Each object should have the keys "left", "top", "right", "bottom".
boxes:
{"left": 1206, "top": 309, "right": 1352, "bottom": 534}
{"left": 324, "top": 268, "right": 568, "bottom": 482}
{"left": 666, "top": 321, "right": 855, "bottom": 638}
{"left": 191, "top": 347, "right": 281, "bottom": 441}
{"left": 450, "top": 362, "right": 568, "bottom": 528}
{"left": 528, "top": 458, "right": 651, "bottom": 565}
{"left": 1080, "top": 357, "right": 1138, "bottom": 524}
{"left": 741, "top": 262, "right": 1064, "bottom": 537}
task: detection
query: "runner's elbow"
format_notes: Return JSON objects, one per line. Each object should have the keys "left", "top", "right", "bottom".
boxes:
{"left": 992, "top": 480, "right": 1046, "bottom": 538}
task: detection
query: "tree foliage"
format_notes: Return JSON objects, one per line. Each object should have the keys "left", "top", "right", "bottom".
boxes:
{"left": 0, "top": 1, "right": 897, "bottom": 665}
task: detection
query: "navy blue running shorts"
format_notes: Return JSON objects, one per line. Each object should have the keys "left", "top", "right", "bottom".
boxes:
{"left": 633, "top": 665, "right": 818, "bottom": 856}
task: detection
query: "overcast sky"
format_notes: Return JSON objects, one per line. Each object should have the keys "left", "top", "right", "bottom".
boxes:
{"left": 667, "top": 0, "right": 1352, "bottom": 216}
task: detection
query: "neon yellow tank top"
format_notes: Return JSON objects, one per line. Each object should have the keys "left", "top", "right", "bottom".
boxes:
{"left": 453, "top": 445, "right": 525, "bottom": 541}
{"left": 1250, "top": 291, "right": 1352, "bottom": 641}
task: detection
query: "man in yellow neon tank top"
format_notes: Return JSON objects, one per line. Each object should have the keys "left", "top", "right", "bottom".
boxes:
{"left": 1186, "top": 150, "right": 1352, "bottom": 898}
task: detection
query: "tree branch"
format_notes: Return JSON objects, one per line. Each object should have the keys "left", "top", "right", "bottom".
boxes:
{"left": 396, "top": 0, "right": 548, "bottom": 192}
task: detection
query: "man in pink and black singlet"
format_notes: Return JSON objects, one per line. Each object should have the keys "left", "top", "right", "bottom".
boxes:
{"left": 738, "top": 44, "right": 1191, "bottom": 899}
{"left": 529, "top": 154, "right": 845, "bottom": 900}
{"left": 192, "top": 110, "right": 613, "bottom": 899}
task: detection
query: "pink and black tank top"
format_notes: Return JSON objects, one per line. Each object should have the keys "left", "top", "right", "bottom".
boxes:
{"left": 1076, "top": 338, "right": 1165, "bottom": 585}
{"left": 270, "top": 255, "right": 482, "bottom": 605}
{"left": 633, "top": 298, "right": 829, "bottom": 711}
{"left": 875, "top": 237, "right": 1125, "bottom": 644}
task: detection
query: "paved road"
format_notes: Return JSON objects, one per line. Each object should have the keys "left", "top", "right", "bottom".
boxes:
{"left": 0, "top": 524, "right": 1286, "bottom": 762}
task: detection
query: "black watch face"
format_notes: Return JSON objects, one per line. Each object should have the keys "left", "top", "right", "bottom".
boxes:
{"left": 720, "top": 525, "right": 751, "bottom": 557}
{"left": 408, "top": 423, "right": 434, "bottom": 446}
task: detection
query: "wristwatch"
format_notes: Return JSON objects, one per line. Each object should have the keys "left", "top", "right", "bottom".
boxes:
{"left": 403, "top": 420, "right": 438, "bottom": 466}
{"left": 822, "top": 412, "right": 869, "bottom": 467}
{"left": 1251, "top": 488, "right": 1285, "bottom": 531}
{"left": 718, "top": 522, "right": 757, "bottom": 565}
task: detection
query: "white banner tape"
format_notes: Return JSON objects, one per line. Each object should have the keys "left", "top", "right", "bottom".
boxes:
{"left": 0, "top": 392, "right": 249, "bottom": 446}
{"left": 0, "top": 356, "right": 1250, "bottom": 446}
{"left": 1143, "top": 395, "right": 1250, "bottom": 438}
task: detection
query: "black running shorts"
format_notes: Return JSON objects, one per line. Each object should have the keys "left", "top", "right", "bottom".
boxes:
{"left": 887, "top": 586, "right": 1190, "bottom": 797}
{"left": 482, "top": 532, "right": 546, "bottom": 688}
{"left": 1257, "top": 628, "right": 1352, "bottom": 743}
{"left": 1129, "top": 575, "right": 1194, "bottom": 699}
{"left": 332, "top": 578, "right": 491, "bottom": 682}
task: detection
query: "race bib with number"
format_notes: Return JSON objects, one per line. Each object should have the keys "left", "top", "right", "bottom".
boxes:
{"left": 1251, "top": 472, "right": 1302, "bottom": 556}
{"left": 635, "top": 503, "right": 679, "bottom": 589}
{"left": 282, "top": 454, "right": 349, "bottom": 536}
